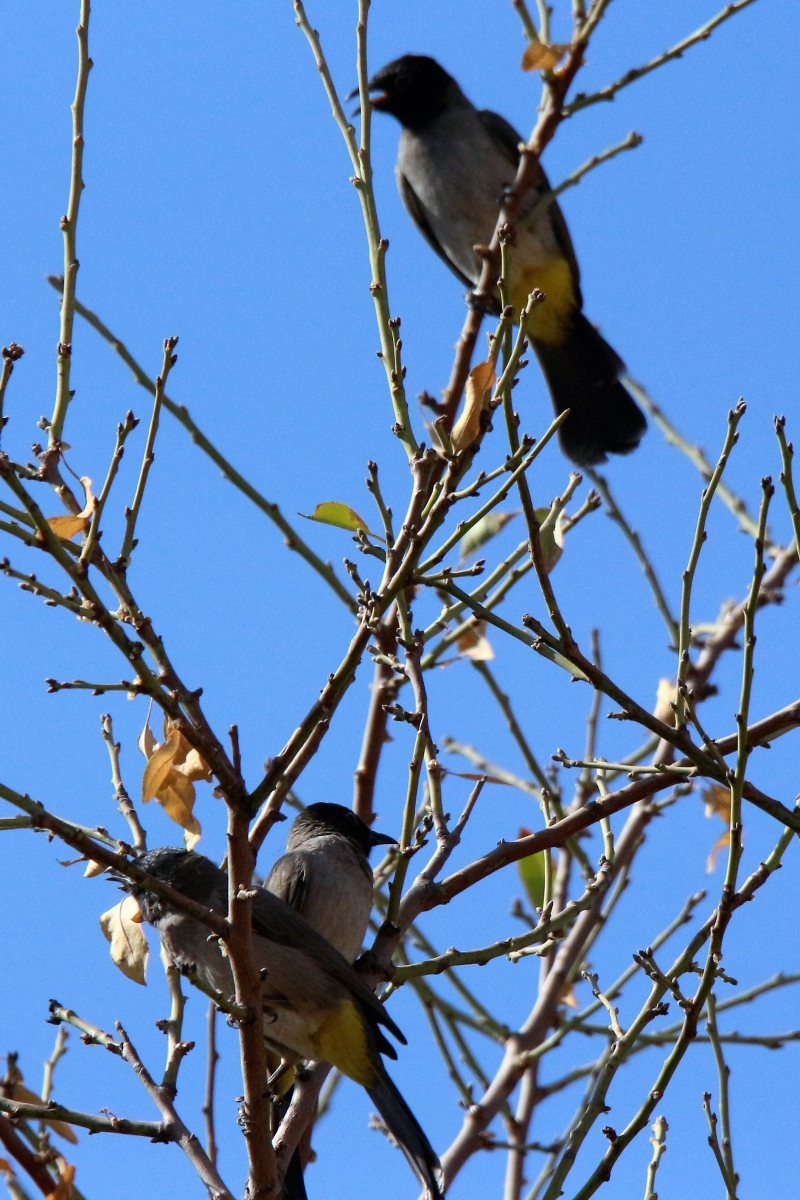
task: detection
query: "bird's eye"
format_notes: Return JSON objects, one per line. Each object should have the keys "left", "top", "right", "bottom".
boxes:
{"left": 395, "top": 73, "right": 410, "bottom": 91}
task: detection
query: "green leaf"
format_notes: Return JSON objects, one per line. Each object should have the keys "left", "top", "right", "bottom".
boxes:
{"left": 459, "top": 510, "right": 520, "bottom": 562}
{"left": 535, "top": 508, "right": 563, "bottom": 574}
{"left": 518, "top": 849, "right": 547, "bottom": 910}
{"left": 299, "top": 502, "right": 377, "bottom": 537}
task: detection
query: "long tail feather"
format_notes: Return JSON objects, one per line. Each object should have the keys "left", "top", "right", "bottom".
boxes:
{"left": 367, "top": 1071, "right": 443, "bottom": 1199}
{"left": 533, "top": 312, "right": 646, "bottom": 466}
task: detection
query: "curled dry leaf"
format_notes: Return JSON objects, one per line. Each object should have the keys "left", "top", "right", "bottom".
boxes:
{"left": 46, "top": 1163, "right": 76, "bottom": 1200}
{"left": 451, "top": 360, "right": 496, "bottom": 453}
{"left": 654, "top": 678, "right": 678, "bottom": 726}
{"left": 702, "top": 782, "right": 731, "bottom": 872}
{"left": 45, "top": 477, "right": 97, "bottom": 541}
{"left": 521, "top": 41, "right": 569, "bottom": 72}
{"left": 83, "top": 859, "right": 106, "bottom": 878}
{"left": 139, "top": 719, "right": 211, "bottom": 849}
{"left": 100, "top": 895, "right": 148, "bottom": 986}
{"left": 457, "top": 619, "right": 494, "bottom": 662}
{"left": 9, "top": 1081, "right": 78, "bottom": 1145}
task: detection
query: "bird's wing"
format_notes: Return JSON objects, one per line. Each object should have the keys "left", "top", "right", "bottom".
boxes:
{"left": 250, "top": 884, "right": 406, "bottom": 1046}
{"left": 398, "top": 171, "right": 474, "bottom": 289}
{"left": 478, "top": 108, "right": 583, "bottom": 300}
{"left": 265, "top": 852, "right": 309, "bottom": 916}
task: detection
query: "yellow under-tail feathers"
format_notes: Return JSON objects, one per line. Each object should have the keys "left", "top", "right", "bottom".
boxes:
{"left": 509, "top": 256, "right": 577, "bottom": 345}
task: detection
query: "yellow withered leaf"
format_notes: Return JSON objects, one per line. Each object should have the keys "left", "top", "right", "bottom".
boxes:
{"left": 140, "top": 720, "right": 209, "bottom": 848}
{"left": 521, "top": 41, "right": 569, "bottom": 72}
{"left": 100, "top": 896, "right": 148, "bottom": 985}
{"left": 46, "top": 477, "right": 97, "bottom": 541}
{"left": 46, "top": 1163, "right": 76, "bottom": 1200}
{"left": 457, "top": 620, "right": 495, "bottom": 662}
{"left": 451, "top": 360, "right": 496, "bottom": 453}
{"left": 702, "top": 782, "right": 731, "bottom": 873}
{"left": 10, "top": 1082, "right": 78, "bottom": 1145}
{"left": 83, "top": 859, "right": 106, "bottom": 878}
{"left": 299, "top": 502, "right": 375, "bottom": 535}
{"left": 46, "top": 514, "right": 88, "bottom": 540}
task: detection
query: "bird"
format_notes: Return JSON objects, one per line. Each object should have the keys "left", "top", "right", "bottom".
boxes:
{"left": 264, "top": 805, "right": 397, "bottom": 1194}
{"left": 367, "top": 54, "right": 647, "bottom": 467}
{"left": 130, "top": 847, "right": 442, "bottom": 1200}
{"left": 264, "top": 802, "right": 396, "bottom": 963}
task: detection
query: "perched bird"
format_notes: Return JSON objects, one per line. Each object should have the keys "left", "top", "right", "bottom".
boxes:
{"left": 265, "top": 802, "right": 396, "bottom": 963}
{"left": 131, "top": 847, "right": 442, "bottom": 1200}
{"left": 367, "top": 54, "right": 647, "bottom": 467}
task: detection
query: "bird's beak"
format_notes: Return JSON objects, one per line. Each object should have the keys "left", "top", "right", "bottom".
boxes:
{"left": 368, "top": 829, "right": 398, "bottom": 849}
{"left": 345, "top": 81, "right": 389, "bottom": 115}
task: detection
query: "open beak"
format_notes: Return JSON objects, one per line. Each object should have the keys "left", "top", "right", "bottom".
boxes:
{"left": 345, "top": 82, "right": 389, "bottom": 115}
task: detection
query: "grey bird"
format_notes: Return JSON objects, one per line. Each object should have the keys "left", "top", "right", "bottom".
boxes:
{"left": 265, "top": 802, "right": 396, "bottom": 963}
{"left": 367, "top": 54, "right": 647, "bottom": 467}
{"left": 130, "top": 847, "right": 442, "bottom": 1200}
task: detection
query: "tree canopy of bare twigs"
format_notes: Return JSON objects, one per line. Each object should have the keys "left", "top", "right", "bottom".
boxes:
{"left": 1, "top": 2, "right": 799, "bottom": 1199}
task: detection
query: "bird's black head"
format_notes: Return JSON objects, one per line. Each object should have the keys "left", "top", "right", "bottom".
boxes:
{"left": 367, "top": 55, "right": 461, "bottom": 130}
{"left": 288, "top": 803, "right": 397, "bottom": 859}
{"left": 130, "top": 846, "right": 223, "bottom": 924}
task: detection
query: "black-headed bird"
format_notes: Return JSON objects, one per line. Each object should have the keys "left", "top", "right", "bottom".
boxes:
{"left": 131, "top": 847, "right": 442, "bottom": 1200}
{"left": 368, "top": 54, "right": 647, "bottom": 467}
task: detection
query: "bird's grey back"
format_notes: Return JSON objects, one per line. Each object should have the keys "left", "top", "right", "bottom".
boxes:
{"left": 397, "top": 104, "right": 563, "bottom": 287}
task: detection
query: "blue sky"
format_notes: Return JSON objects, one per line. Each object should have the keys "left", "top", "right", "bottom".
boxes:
{"left": 1, "top": 2, "right": 799, "bottom": 1198}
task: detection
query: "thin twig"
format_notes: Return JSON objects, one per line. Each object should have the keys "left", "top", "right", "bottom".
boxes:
{"left": 674, "top": 402, "right": 746, "bottom": 726}
{"left": 565, "top": 0, "right": 758, "bottom": 116}
{"left": 49, "top": 0, "right": 92, "bottom": 446}
{"left": 643, "top": 1115, "right": 667, "bottom": 1200}
{"left": 119, "top": 337, "right": 178, "bottom": 565}
{"left": 100, "top": 713, "right": 147, "bottom": 852}
{"left": 588, "top": 470, "right": 679, "bottom": 646}
{"left": 46, "top": 279, "right": 357, "bottom": 611}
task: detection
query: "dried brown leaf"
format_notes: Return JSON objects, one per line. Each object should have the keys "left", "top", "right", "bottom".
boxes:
{"left": 83, "top": 859, "right": 105, "bottom": 878}
{"left": 99, "top": 895, "right": 148, "bottom": 985}
{"left": 451, "top": 360, "right": 496, "bottom": 453}
{"left": 702, "top": 782, "right": 732, "bottom": 872}
{"left": 139, "top": 721, "right": 207, "bottom": 846}
{"left": 46, "top": 1163, "right": 75, "bottom": 1200}
{"left": 521, "top": 41, "right": 569, "bottom": 72}
{"left": 45, "top": 478, "right": 97, "bottom": 541}
{"left": 11, "top": 1083, "right": 78, "bottom": 1145}
{"left": 46, "top": 514, "right": 88, "bottom": 540}
{"left": 457, "top": 620, "right": 495, "bottom": 662}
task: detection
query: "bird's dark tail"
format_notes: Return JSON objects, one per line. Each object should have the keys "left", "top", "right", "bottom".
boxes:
{"left": 367, "top": 1071, "right": 443, "bottom": 1199}
{"left": 282, "top": 1147, "right": 308, "bottom": 1200}
{"left": 532, "top": 312, "right": 646, "bottom": 466}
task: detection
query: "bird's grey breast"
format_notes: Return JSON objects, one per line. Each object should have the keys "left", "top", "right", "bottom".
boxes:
{"left": 397, "top": 106, "right": 516, "bottom": 285}
{"left": 267, "top": 834, "right": 374, "bottom": 963}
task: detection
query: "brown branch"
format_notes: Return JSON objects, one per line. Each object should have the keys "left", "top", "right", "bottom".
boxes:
{"left": 353, "top": 613, "right": 399, "bottom": 823}
{"left": 225, "top": 807, "right": 276, "bottom": 1199}
{"left": 0, "top": 1114, "right": 56, "bottom": 1196}
{"left": 116, "top": 1025, "right": 234, "bottom": 1200}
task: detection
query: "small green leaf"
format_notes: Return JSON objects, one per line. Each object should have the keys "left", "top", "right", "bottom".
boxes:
{"left": 300, "top": 502, "right": 376, "bottom": 536}
{"left": 459, "top": 511, "right": 520, "bottom": 562}
{"left": 518, "top": 849, "right": 547, "bottom": 910}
